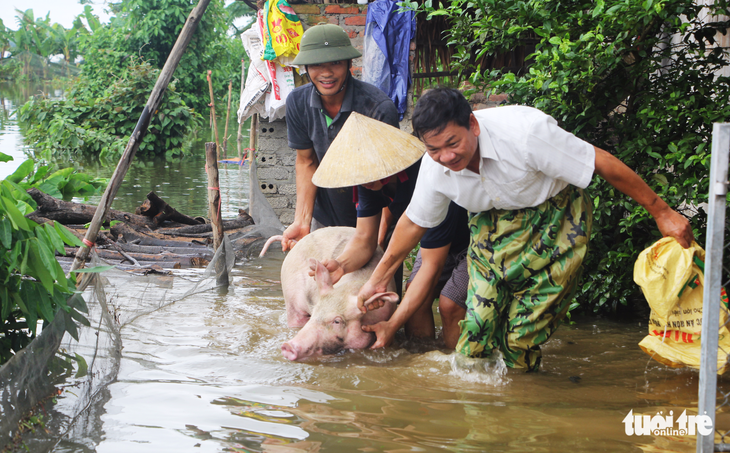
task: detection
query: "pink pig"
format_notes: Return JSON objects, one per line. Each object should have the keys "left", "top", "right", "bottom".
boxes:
{"left": 261, "top": 227, "right": 399, "bottom": 361}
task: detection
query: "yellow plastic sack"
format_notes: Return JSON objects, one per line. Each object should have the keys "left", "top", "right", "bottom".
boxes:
{"left": 262, "top": 0, "right": 303, "bottom": 62}
{"left": 634, "top": 237, "right": 730, "bottom": 374}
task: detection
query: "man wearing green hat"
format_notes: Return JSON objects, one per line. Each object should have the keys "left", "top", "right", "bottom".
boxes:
{"left": 281, "top": 23, "right": 400, "bottom": 251}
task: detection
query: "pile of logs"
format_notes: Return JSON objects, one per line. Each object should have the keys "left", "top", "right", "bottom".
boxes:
{"left": 27, "top": 189, "right": 270, "bottom": 271}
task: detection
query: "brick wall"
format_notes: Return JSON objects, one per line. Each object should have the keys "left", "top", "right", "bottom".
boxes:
{"left": 255, "top": 4, "right": 414, "bottom": 225}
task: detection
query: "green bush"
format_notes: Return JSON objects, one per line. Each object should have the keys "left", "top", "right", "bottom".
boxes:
{"left": 18, "top": 59, "right": 202, "bottom": 162}
{"left": 409, "top": 0, "right": 730, "bottom": 314}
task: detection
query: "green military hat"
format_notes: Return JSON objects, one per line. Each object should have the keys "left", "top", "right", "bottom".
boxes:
{"left": 292, "top": 24, "right": 362, "bottom": 65}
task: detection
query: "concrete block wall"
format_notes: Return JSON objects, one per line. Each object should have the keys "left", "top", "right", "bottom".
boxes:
{"left": 255, "top": 3, "right": 414, "bottom": 226}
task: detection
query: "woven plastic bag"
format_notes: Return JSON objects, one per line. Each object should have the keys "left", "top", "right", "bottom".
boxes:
{"left": 262, "top": 0, "right": 302, "bottom": 62}
{"left": 634, "top": 237, "right": 730, "bottom": 374}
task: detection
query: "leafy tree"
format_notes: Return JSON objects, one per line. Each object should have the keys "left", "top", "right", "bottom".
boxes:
{"left": 18, "top": 58, "right": 202, "bottom": 162}
{"left": 409, "top": 0, "right": 730, "bottom": 314}
{"left": 85, "top": 0, "right": 245, "bottom": 112}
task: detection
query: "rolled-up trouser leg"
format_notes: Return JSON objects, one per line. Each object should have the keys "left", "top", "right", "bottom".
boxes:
{"left": 456, "top": 186, "right": 592, "bottom": 370}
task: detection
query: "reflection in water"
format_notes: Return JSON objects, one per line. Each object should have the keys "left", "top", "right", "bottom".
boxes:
{"left": 43, "top": 250, "right": 728, "bottom": 453}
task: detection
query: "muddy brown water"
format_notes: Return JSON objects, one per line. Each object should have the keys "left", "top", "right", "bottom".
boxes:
{"left": 3, "top": 81, "right": 729, "bottom": 452}
{"left": 50, "top": 251, "right": 728, "bottom": 453}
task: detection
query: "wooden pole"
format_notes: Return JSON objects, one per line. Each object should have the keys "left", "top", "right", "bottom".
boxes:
{"left": 207, "top": 70, "right": 221, "bottom": 159}
{"left": 237, "top": 58, "right": 245, "bottom": 160}
{"left": 249, "top": 114, "right": 258, "bottom": 163}
{"left": 205, "top": 142, "right": 229, "bottom": 287}
{"left": 223, "top": 79, "right": 232, "bottom": 158}
{"left": 205, "top": 142, "right": 225, "bottom": 252}
{"left": 70, "top": 0, "right": 213, "bottom": 273}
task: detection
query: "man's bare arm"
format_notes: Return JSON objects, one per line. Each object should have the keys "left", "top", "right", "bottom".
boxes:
{"left": 594, "top": 146, "right": 694, "bottom": 247}
{"left": 357, "top": 213, "right": 427, "bottom": 312}
{"left": 282, "top": 148, "right": 318, "bottom": 251}
{"left": 363, "top": 245, "right": 450, "bottom": 348}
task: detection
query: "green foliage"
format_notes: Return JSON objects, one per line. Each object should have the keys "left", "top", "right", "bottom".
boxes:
{"left": 0, "top": 152, "right": 97, "bottom": 365}
{"left": 85, "top": 0, "right": 245, "bottom": 112}
{"left": 18, "top": 58, "right": 202, "bottom": 162}
{"left": 410, "top": 0, "right": 730, "bottom": 314}
{"left": 16, "top": 0, "right": 246, "bottom": 160}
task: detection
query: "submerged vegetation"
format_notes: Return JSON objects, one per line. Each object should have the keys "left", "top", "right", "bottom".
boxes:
{"left": 411, "top": 0, "right": 730, "bottom": 314}
{"left": 10, "top": 0, "right": 250, "bottom": 162}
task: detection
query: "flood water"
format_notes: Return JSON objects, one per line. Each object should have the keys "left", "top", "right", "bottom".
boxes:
{"left": 3, "top": 81, "right": 730, "bottom": 452}
{"left": 49, "top": 251, "right": 727, "bottom": 453}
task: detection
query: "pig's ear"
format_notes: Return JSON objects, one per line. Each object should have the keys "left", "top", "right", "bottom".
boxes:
{"left": 362, "top": 292, "right": 399, "bottom": 309}
{"left": 309, "top": 258, "right": 334, "bottom": 294}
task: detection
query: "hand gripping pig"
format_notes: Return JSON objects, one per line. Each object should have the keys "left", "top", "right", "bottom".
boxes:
{"left": 261, "top": 227, "right": 399, "bottom": 361}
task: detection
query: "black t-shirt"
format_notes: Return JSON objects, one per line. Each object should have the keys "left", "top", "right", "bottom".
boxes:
{"left": 420, "top": 201, "right": 470, "bottom": 252}
{"left": 355, "top": 159, "right": 420, "bottom": 222}
{"left": 286, "top": 76, "right": 400, "bottom": 227}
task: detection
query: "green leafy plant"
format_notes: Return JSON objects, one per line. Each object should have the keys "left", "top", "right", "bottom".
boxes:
{"left": 408, "top": 0, "right": 730, "bottom": 314}
{"left": 0, "top": 152, "right": 98, "bottom": 364}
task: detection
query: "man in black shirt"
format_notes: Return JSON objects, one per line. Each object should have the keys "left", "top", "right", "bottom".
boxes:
{"left": 282, "top": 24, "right": 399, "bottom": 251}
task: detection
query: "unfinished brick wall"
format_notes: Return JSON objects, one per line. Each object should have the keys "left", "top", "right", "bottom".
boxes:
{"left": 255, "top": 4, "right": 414, "bottom": 225}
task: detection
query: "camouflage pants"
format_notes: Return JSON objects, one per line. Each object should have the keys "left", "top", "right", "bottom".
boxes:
{"left": 455, "top": 186, "right": 593, "bottom": 371}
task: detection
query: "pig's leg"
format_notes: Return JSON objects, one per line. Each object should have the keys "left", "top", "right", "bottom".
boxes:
{"left": 282, "top": 282, "right": 313, "bottom": 327}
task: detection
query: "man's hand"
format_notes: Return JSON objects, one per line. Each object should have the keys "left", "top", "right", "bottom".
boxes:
{"left": 307, "top": 258, "right": 344, "bottom": 284}
{"left": 654, "top": 207, "right": 694, "bottom": 248}
{"left": 362, "top": 320, "right": 398, "bottom": 349}
{"left": 357, "top": 280, "right": 389, "bottom": 313}
{"left": 282, "top": 221, "right": 309, "bottom": 252}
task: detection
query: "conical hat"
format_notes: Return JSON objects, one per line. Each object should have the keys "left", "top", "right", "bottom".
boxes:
{"left": 312, "top": 112, "right": 425, "bottom": 188}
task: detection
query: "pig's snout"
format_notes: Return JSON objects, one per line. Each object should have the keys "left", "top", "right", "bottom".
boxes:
{"left": 281, "top": 342, "right": 300, "bottom": 361}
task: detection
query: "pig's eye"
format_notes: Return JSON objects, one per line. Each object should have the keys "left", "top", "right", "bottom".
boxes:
{"left": 332, "top": 317, "right": 343, "bottom": 325}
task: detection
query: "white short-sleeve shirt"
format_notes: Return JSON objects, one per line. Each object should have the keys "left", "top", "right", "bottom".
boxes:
{"left": 406, "top": 106, "right": 596, "bottom": 228}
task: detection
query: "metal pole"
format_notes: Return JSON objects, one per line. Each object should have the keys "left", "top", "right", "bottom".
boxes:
{"left": 70, "top": 0, "right": 213, "bottom": 272}
{"left": 698, "top": 123, "right": 730, "bottom": 453}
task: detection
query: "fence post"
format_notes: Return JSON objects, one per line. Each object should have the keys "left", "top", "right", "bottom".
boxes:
{"left": 698, "top": 123, "right": 730, "bottom": 453}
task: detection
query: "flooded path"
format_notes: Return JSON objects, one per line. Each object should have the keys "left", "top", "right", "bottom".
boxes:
{"left": 50, "top": 250, "right": 723, "bottom": 453}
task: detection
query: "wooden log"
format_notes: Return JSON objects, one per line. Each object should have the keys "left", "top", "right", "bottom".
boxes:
{"left": 27, "top": 188, "right": 158, "bottom": 228}
{"left": 65, "top": 247, "right": 211, "bottom": 268}
{"left": 154, "top": 217, "right": 253, "bottom": 236}
{"left": 110, "top": 221, "right": 210, "bottom": 248}
{"left": 71, "top": 0, "right": 213, "bottom": 273}
{"left": 135, "top": 191, "right": 202, "bottom": 226}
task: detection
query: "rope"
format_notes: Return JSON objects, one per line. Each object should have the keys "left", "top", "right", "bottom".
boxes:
{"left": 82, "top": 238, "right": 95, "bottom": 249}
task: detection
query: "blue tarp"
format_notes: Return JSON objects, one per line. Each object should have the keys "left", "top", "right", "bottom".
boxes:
{"left": 363, "top": 0, "right": 415, "bottom": 120}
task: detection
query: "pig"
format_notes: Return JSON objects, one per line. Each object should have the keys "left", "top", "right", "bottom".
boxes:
{"left": 261, "top": 227, "right": 399, "bottom": 361}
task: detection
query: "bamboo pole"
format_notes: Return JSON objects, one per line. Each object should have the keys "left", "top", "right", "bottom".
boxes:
{"left": 223, "top": 79, "right": 232, "bottom": 158}
{"left": 205, "top": 142, "right": 229, "bottom": 287}
{"left": 205, "top": 142, "right": 225, "bottom": 252}
{"left": 237, "top": 58, "right": 245, "bottom": 160}
{"left": 70, "top": 0, "right": 212, "bottom": 273}
{"left": 207, "top": 70, "right": 221, "bottom": 158}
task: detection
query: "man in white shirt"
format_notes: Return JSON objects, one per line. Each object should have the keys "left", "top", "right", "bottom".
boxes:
{"left": 357, "top": 87, "right": 694, "bottom": 371}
